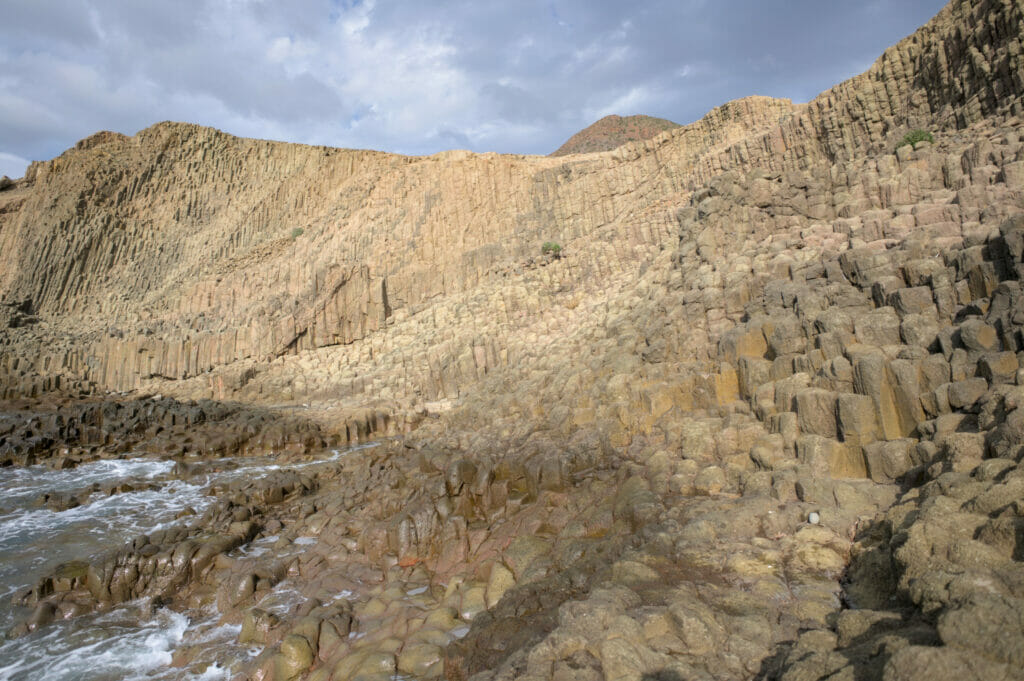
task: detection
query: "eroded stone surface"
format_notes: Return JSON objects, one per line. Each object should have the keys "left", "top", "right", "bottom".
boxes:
{"left": 2, "top": 1, "right": 1024, "bottom": 680}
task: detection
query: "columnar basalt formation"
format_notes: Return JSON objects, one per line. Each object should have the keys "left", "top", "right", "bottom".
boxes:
{"left": 2, "top": 1, "right": 1024, "bottom": 681}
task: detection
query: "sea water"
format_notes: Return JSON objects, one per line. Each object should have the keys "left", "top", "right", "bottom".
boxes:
{"left": 0, "top": 445, "right": 372, "bottom": 680}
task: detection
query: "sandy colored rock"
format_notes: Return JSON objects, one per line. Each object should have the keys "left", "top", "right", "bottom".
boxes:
{"left": 274, "top": 634, "right": 315, "bottom": 681}
{"left": 3, "top": 2, "right": 1024, "bottom": 681}
{"left": 958, "top": 319, "right": 1000, "bottom": 352}
{"left": 485, "top": 563, "right": 515, "bottom": 608}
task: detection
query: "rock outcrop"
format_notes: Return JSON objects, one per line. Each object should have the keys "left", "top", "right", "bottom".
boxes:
{"left": 3, "top": 1, "right": 1024, "bottom": 681}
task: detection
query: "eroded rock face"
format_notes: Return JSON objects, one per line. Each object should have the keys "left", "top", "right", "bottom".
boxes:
{"left": 2, "top": 1, "right": 1024, "bottom": 680}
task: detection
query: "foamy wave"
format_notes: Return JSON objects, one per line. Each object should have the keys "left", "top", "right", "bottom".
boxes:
{"left": 0, "top": 606, "right": 187, "bottom": 681}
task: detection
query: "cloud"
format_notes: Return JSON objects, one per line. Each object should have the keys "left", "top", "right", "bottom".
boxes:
{"left": 0, "top": 152, "right": 30, "bottom": 179}
{"left": 0, "top": 0, "right": 949, "bottom": 169}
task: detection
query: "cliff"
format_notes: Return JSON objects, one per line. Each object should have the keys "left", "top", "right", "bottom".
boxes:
{"left": 2, "top": 2, "right": 1020, "bottom": 413}
{"left": 3, "top": 1, "right": 1024, "bottom": 680}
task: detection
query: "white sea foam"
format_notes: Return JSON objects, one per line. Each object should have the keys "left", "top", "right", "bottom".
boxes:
{"left": 0, "top": 606, "right": 188, "bottom": 681}
{"left": 0, "top": 478, "right": 214, "bottom": 625}
{"left": 0, "top": 457, "right": 175, "bottom": 508}
{"left": 0, "top": 480, "right": 208, "bottom": 543}
{"left": 255, "top": 580, "right": 306, "bottom": 616}
{"left": 0, "top": 443, "right": 380, "bottom": 679}
{"left": 176, "top": 665, "right": 232, "bottom": 681}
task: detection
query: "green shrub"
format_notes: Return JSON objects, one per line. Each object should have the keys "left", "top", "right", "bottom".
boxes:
{"left": 541, "top": 241, "right": 562, "bottom": 257}
{"left": 290, "top": 227, "right": 305, "bottom": 239}
{"left": 896, "top": 129, "right": 934, "bottom": 150}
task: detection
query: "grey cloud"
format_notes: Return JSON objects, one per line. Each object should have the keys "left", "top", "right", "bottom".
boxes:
{"left": 0, "top": 0, "right": 950, "bottom": 178}
{"left": 0, "top": 2, "right": 101, "bottom": 51}
{"left": 479, "top": 81, "right": 555, "bottom": 125}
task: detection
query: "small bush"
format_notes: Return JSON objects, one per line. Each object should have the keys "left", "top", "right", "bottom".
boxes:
{"left": 541, "top": 241, "right": 562, "bottom": 257}
{"left": 896, "top": 129, "right": 934, "bottom": 150}
{"left": 291, "top": 227, "right": 305, "bottom": 239}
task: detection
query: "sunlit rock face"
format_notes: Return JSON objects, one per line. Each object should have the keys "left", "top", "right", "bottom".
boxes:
{"left": 1, "top": 1, "right": 1024, "bottom": 680}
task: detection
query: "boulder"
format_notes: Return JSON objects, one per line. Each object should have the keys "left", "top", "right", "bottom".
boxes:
{"left": 958, "top": 319, "right": 1000, "bottom": 352}
{"left": 274, "top": 634, "right": 315, "bottom": 681}
{"left": 854, "top": 308, "right": 902, "bottom": 346}
{"left": 795, "top": 389, "right": 839, "bottom": 438}
{"left": 863, "top": 439, "right": 915, "bottom": 482}
{"left": 852, "top": 353, "right": 923, "bottom": 440}
{"left": 900, "top": 314, "right": 940, "bottom": 348}
{"left": 836, "top": 393, "right": 880, "bottom": 446}
{"left": 947, "top": 378, "right": 988, "bottom": 410}
{"left": 767, "top": 315, "right": 807, "bottom": 359}
{"left": 977, "top": 351, "right": 1018, "bottom": 384}
{"left": 889, "top": 286, "right": 935, "bottom": 316}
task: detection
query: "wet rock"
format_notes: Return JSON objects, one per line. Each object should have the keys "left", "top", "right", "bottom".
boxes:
{"left": 485, "top": 563, "right": 515, "bottom": 608}
{"left": 458, "top": 585, "right": 487, "bottom": 621}
{"left": 240, "top": 608, "right": 282, "bottom": 645}
{"left": 333, "top": 650, "right": 396, "bottom": 680}
{"left": 26, "top": 602, "right": 57, "bottom": 631}
{"left": 397, "top": 642, "right": 443, "bottom": 678}
{"left": 273, "top": 633, "right": 315, "bottom": 680}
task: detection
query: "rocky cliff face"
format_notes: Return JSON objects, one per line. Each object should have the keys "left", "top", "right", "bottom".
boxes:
{"left": 3, "top": 1, "right": 1024, "bottom": 680}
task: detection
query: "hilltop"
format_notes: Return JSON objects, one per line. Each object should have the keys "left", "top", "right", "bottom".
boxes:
{"left": 549, "top": 113, "right": 682, "bottom": 156}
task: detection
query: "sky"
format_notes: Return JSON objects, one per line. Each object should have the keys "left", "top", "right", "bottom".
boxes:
{"left": 0, "top": 0, "right": 950, "bottom": 179}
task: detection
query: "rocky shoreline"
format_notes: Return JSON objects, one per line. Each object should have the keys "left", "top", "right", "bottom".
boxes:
{"left": 2, "top": 396, "right": 896, "bottom": 681}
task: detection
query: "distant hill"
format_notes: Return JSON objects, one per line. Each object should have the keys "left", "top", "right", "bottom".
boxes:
{"left": 550, "top": 114, "right": 681, "bottom": 156}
